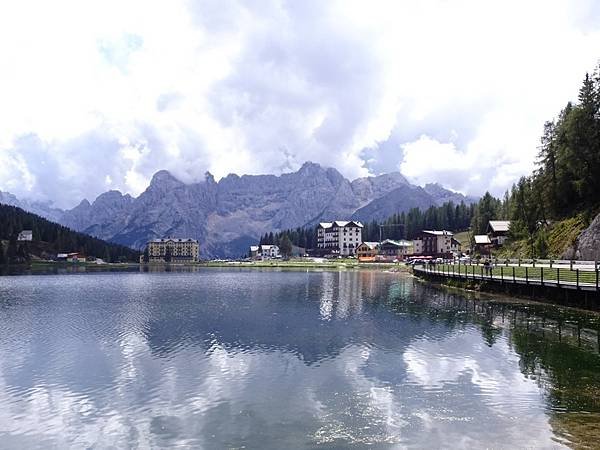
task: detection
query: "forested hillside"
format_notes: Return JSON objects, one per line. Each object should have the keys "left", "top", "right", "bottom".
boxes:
{"left": 504, "top": 69, "right": 600, "bottom": 256}
{"left": 461, "top": 65, "right": 600, "bottom": 258}
{"left": 0, "top": 204, "right": 140, "bottom": 264}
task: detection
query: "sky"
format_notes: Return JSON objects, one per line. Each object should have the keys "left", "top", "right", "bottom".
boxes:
{"left": 0, "top": 0, "right": 599, "bottom": 209}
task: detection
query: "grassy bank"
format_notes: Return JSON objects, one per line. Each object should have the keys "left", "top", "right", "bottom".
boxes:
{"left": 493, "top": 215, "right": 588, "bottom": 259}
{"left": 431, "top": 263, "right": 598, "bottom": 285}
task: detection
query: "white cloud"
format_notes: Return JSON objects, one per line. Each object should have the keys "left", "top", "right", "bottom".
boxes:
{"left": 0, "top": 0, "right": 599, "bottom": 207}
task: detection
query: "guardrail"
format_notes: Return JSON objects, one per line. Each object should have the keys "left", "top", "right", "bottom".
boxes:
{"left": 462, "top": 258, "right": 598, "bottom": 270}
{"left": 414, "top": 263, "right": 600, "bottom": 292}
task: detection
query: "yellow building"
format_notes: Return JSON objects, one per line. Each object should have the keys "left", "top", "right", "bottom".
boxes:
{"left": 146, "top": 238, "right": 200, "bottom": 262}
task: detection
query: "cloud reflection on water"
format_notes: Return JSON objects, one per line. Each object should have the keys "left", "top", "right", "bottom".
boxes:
{"left": 0, "top": 269, "right": 589, "bottom": 448}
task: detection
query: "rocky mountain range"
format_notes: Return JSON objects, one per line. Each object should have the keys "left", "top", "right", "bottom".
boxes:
{"left": 1, "top": 162, "right": 477, "bottom": 257}
{"left": 0, "top": 191, "right": 64, "bottom": 223}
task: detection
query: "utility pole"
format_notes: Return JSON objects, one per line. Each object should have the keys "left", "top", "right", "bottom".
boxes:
{"left": 379, "top": 223, "right": 405, "bottom": 245}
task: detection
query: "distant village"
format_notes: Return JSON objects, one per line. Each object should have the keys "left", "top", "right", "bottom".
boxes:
{"left": 248, "top": 220, "right": 511, "bottom": 262}
{"left": 12, "top": 218, "right": 510, "bottom": 264}
{"left": 136, "top": 219, "right": 510, "bottom": 263}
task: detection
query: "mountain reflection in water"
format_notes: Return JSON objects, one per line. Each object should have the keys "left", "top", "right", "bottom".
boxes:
{"left": 0, "top": 269, "right": 599, "bottom": 448}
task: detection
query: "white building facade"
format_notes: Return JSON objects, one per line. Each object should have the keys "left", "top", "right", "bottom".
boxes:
{"left": 18, "top": 230, "right": 33, "bottom": 241}
{"left": 413, "top": 230, "right": 460, "bottom": 257}
{"left": 260, "top": 245, "right": 280, "bottom": 258}
{"left": 317, "top": 221, "right": 363, "bottom": 256}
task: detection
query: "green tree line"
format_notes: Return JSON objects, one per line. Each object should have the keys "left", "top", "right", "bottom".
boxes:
{"left": 0, "top": 204, "right": 140, "bottom": 264}
{"left": 505, "top": 66, "right": 600, "bottom": 256}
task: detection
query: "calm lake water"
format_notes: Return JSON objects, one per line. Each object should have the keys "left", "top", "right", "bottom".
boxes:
{"left": 1, "top": 269, "right": 599, "bottom": 449}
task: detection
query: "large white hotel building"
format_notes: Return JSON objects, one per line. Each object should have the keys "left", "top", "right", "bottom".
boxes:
{"left": 317, "top": 221, "right": 363, "bottom": 256}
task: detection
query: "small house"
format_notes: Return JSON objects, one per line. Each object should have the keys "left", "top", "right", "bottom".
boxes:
{"left": 249, "top": 245, "right": 260, "bottom": 258}
{"left": 260, "top": 245, "right": 280, "bottom": 259}
{"left": 378, "top": 239, "right": 413, "bottom": 260}
{"left": 487, "top": 221, "right": 511, "bottom": 246}
{"left": 17, "top": 230, "right": 33, "bottom": 241}
{"left": 357, "top": 242, "right": 379, "bottom": 261}
{"left": 56, "top": 252, "right": 84, "bottom": 263}
{"left": 474, "top": 235, "right": 492, "bottom": 255}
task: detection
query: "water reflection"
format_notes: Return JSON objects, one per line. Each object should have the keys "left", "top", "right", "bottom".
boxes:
{"left": 0, "top": 269, "right": 598, "bottom": 448}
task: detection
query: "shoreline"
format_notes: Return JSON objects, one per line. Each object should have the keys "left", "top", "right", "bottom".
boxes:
{"left": 4, "top": 260, "right": 599, "bottom": 312}
{"left": 2, "top": 260, "right": 410, "bottom": 274}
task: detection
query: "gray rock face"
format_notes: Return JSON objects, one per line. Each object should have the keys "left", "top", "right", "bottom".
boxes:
{"left": 350, "top": 172, "right": 409, "bottom": 206}
{"left": 423, "top": 183, "right": 479, "bottom": 206}
{"left": 2, "top": 162, "right": 476, "bottom": 257}
{"left": 61, "top": 191, "right": 134, "bottom": 238}
{"left": 563, "top": 213, "right": 600, "bottom": 260}
{"left": 352, "top": 184, "right": 437, "bottom": 222}
{"left": 0, "top": 190, "right": 64, "bottom": 223}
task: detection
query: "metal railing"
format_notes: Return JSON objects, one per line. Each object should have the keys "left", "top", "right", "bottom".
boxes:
{"left": 462, "top": 258, "right": 598, "bottom": 270}
{"left": 415, "top": 262, "right": 600, "bottom": 292}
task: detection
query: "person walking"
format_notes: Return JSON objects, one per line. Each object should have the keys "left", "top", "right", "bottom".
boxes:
{"left": 484, "top": 259, "right": 491, "bottom": 277}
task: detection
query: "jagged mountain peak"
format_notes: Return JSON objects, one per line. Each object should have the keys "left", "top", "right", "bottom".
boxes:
{"left": 95, "top": 189, "right": 125, "bottom": 200}
{"left": 91, "top": 190, "right": 134, "bottom": 210}
{"left": 298, "top": 161, "right": 323, "bottom": 172}
{"left": 204, "top": 171, "right": 216, "bottom": 183}
{"left": 6, "top": 162, "right": 478, "bottom": 258}
{"left": 423, "top": 182, "right": 479, "bottom": 205}
{"left": 149, "top": 169, "right": 183, "bottom": 186}
{"left": 423, "top": 182, "right": 450, "bottom": 192}
{"left": 75, "top": 199, "right": 91, "bottom": 208}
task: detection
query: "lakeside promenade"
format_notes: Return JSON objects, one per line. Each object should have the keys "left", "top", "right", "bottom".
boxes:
{"left": 414, "top": 261, "right": 600, "bottom": 295}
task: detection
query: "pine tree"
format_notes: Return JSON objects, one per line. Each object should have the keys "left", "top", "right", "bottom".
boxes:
{"left": 279, "top": 234, "right": 293, "bottom": 258}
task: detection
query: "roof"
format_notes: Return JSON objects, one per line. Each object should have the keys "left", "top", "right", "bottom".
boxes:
{"left": 57, "top": 252, "right": 81, "bottom": 258}
{"left": 319, "top": 220, "right": 363, "bottom": 229}
{"left": 420, "top": 230, "right": 454, "bottom": 236}
{"left": 488, "top": 220, "right": 510, "bottom": 232}
{"left": 358, "top": 241, "right": 379, "bottom": 250}
{"left": 249, "top": 246, "right": 259, "bottom": 251}
{"left": 474, "top": 235, "right": 491, "bottom": 244}
{"left": 381, "top": 239, "right": 413, "bottom": 247}
{"left": 149, "top": 238, "right": 198, "bottom": 243}
{"left": 261, "top": 245, "right": 279, "bottom": 250}
{"left": 18, "top": 230, "right": 32, "bottom": 235}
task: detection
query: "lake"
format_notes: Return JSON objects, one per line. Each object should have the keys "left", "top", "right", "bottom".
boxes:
{"left": 0, "top": 268, "right": 599, "bottom": 449}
